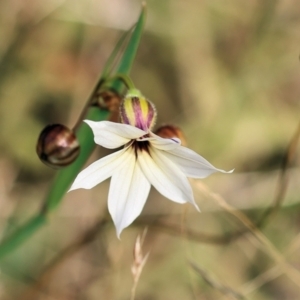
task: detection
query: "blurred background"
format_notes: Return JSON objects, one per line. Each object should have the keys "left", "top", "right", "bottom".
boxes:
{"left": 0, "top": 0, "right": 300, "bottom": 299}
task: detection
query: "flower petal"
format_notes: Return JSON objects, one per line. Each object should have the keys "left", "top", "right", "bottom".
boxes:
{"left": 145, "top": 133, "right": 181, "bottom": 150}
{"left": 163, "top": 146, "right": 233, "bottom": 178}
{"left": 84, "top": 120, "right": 147, "bottom": 149}
{"left": 137, "top": 147, "right": 199, "bottom": 210}
{"left": 69, "top": 147, "right": 131, "bottom": 191}
{"left": 108, "top": 147, "right": 151, "bottom": 238}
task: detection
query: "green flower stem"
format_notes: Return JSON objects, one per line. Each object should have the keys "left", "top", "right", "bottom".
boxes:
{"left": 0, "top": 5, "right": 146, "bottom": 260}
{"left": 106, "top": 74, "right": 136, "bottom": 90}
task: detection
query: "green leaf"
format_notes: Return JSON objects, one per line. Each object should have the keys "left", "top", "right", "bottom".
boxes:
{"left": 111, "top": 5, "right": 146, "bottom": 91}
{"left": 0, "top": 5, "right": 146, "bottom": 260}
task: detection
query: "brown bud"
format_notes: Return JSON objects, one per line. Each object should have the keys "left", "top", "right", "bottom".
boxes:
{"left": 36, "top": 124, "right": 80, "bottom": 169}
{"left": 155, "top": 124, "right": 187, "bottom": 146}
{"left": 96, "top": 90, "right": 121, "bottom": 122}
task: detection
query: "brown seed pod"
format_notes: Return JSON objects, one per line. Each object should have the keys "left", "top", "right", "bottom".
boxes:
{"left": 36, "top": 124, "right": 80, "bottom": 169}
{"left": 155, "top": 124, "right": 187, "bottom": 146}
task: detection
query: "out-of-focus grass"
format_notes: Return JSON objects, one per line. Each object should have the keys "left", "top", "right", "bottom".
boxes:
{"left": 0, "top": 1, "right": 300, "bottom": 299}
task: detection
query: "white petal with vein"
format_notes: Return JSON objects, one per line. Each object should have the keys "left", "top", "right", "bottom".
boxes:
{"left": 138, "top": 147, "right": 199, "bottom": 210}
{"left": 165, "top": 146, "right": 233, "bottom": 178}
{"left": 108, "top": 148, "right": 151, "bottom": 238}
{"left": 69, "top": 148, "right": 131, "bottom": 191}
{"left": 147, "top": 133, "right": 181, "bottom": 150}
{"left": 84, "top": 120, "right": 146, "bottom": 149}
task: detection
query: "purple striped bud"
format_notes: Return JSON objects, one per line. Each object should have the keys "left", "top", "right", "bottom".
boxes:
{"left": 120, "top": 89, "right": 157, "bottom": 131}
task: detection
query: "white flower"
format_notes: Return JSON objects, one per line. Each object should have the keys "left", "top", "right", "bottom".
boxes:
{"left": 69, "top": 89, "right": 232, "bottom": 237}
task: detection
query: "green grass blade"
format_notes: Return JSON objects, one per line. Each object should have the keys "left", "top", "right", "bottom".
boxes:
{"left": 117, "top": 6, "right": 146, "bottom": 74}
{"left": 0, "top": 6, "right": 146, "bottom": 260}
{"left": 101, "top": 26, "right": 132, "bottom": 79}
{"left": 111, "top": 4, "right": 146, "bottom": 91}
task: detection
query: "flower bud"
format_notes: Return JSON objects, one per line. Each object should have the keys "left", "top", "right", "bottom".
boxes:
{"left": 155, "top": 124, "right": 187, "bottom": 146}
{"left": 36, "top": 124, "right": 80, "bottom": 169}
{"left": 120, "top": 89, "right": 157, "bottom": 131}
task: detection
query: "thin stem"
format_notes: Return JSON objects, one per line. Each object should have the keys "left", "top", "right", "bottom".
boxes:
{"left": 72, "top": 79, "right": 105, "bottom": 132}
{"left": 130, "top": 283, "right": 137, "bottom": 300}
{"left": 107, "top": 73, "right": 136, "bottom": 90}
{"left": 72, "top": 73, "right": 135, "bottom": 132}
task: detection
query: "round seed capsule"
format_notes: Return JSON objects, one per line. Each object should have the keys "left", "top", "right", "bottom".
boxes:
{"left": 36, "top": 124, "right": 80, "bottom": 169}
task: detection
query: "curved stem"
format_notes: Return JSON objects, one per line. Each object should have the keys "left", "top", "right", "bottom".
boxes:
{"left": 107, "top": 73, "right": 136, "bottom": 90}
